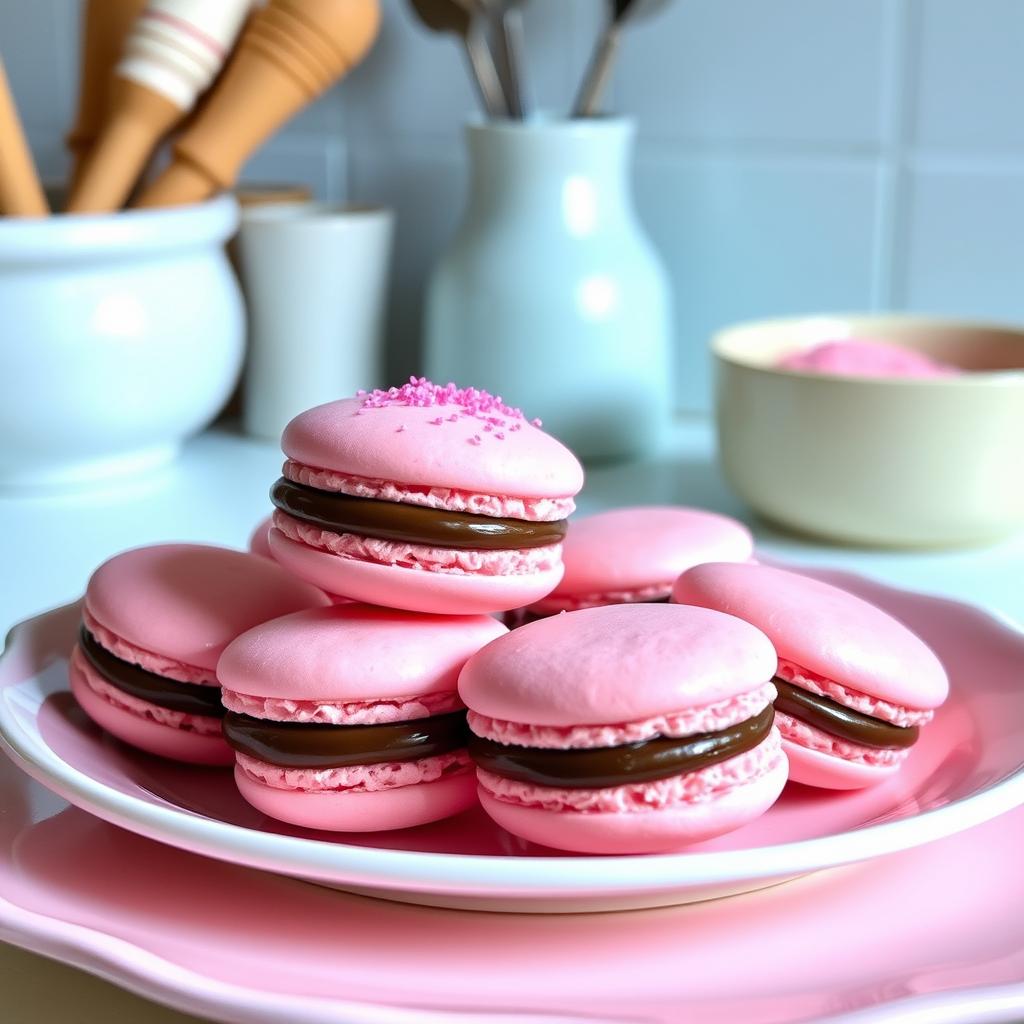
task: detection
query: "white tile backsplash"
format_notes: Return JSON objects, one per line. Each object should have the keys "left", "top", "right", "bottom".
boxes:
{"left": 912, "top": 0, "right": 1024, "bottom": 151}
{"left": 615, "top": 0, "right": 893, "bottom": 146}
{"left": 900, "top": 162, "right": 1024, "bottom": 319}
{"left": 6, "top": 0, "right": 1023, "bottom": 411}
{"left": 636, "top": 153, "right": 881, "bottom": 408}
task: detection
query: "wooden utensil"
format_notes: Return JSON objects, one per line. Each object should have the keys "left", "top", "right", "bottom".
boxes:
{"left": 572, "top": 0, "right": 672, "bottom": 118}
{"left": 0, "top": 59, "right": 48, "bottom": 217}
{"left": 409, "top": 0, "right": 507, "bottom": 118}
{"left": 66, "top": 0, "right": 254, "bottom": 213}
{"left": 134, "top": 0, "right": 381, "bottom": 209}
{"left": 65, "top": 0, "right": 148, "bottom": 191}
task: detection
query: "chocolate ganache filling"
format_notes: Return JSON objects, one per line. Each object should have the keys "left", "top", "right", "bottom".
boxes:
{"left": 222, "top": 709, "right": 470, "bottom": 769}
{"left": 271, "top": 478, "right": 567, "bottom": 550}
{"left": 78, "top": 628, "right": 225, "bottom": 718}
{"left": 773, "top": 679, "right": 919, "bottom": 749}
{"left": 468, "top": 705, "right": 774, "bottom": 789}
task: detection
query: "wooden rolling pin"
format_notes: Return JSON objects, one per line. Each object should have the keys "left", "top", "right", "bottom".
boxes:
{"left": 65, "top": 0, "right": 148, "bottom": 191}
{"left": 67, "top": 0, "right": 253, "bottom": 213}
{"left": 0, "top": 59, "right": 48, "bottom": 216}
{"left": 134, "top": 0, "right": 380, "bottom": 209}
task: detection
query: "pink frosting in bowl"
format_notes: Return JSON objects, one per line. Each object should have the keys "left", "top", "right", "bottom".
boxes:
{"left": 777, "top": 339, "right": 961, "bottom": 379}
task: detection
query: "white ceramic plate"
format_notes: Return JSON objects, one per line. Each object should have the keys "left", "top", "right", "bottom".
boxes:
{"left": 2, "top": 567, "right": 1024, "bottom": 913}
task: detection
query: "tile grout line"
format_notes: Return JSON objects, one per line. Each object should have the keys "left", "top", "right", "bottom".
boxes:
{"left": 877, "top": 0, "right": 923, "bottom": 312}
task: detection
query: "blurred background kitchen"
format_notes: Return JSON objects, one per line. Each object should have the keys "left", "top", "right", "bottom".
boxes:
{"left": 5, "top": 0, "right": 1020, "bottom": 417}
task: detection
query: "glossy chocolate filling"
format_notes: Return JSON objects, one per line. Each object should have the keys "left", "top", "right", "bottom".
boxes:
{"left": 468, "top": 704, "right": 775, "bottom": 789}
{"left": 221, "top": 709, "right": 470, "bottom": 769}
{"left": 773, "top": 678, "right": 919, "bottom": 750}
{"left": 78, "top": 628, "right": 225, "bottom": 718}
{"left": 271, "top": 478, "right": 567, "bottom": 550}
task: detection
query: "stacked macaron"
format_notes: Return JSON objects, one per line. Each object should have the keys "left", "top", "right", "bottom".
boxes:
{"left": 673, "top": 562, "right": 948, "bottom": 789}
{"left": 218, "top": 605, "right": 507, "bottom": 831}
{"left": 71, "top": 544, "right": 329, "bottom": 765}
{"left": 267, "top": 378, "right": 584, "bottom": 614}
{"left": 460, "top": 603, "right": 787, "bottom": 854}
{"left": 511, "top": 505, "right": 753, "bottom": 624}
{"left": 213, "top": 379, "right": 585, "bottom": 830}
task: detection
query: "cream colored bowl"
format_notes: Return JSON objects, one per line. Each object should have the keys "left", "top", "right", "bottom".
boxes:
{"left": 713, "top": 315, "right": 1024, "bottom": 547}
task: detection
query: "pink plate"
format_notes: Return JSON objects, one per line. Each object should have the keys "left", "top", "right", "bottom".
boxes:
{"left": 2, "top": 568, "right": 1024, "bottom": 917}
{"left": 2, "top": 617, "right": 1024, "bottom": 1023}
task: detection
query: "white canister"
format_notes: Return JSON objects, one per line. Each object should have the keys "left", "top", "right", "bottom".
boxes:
{"left": 238, "top": 202, "right": 394, "bottom": 441}
{"left": 0, "top": 196, "right": 243, "bottom": 489}
{"left": 425, "top": 117, "right": 673, "bottom": 460}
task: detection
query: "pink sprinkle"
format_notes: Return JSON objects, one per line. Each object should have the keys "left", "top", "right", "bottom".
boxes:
{"left": 530, "top": 417, "right": 542, "bottom": 428}
{"left": 395, "top": 425, "right": 405, "bottom": 433}
{"left": 483, "top": 424, "right": 493, "bottom": 432}
{"left": 468, "top": 435, "right": 482, "bottom": 446}
{"left": 429, "top": 417, "right": 443, "bottom": 425}
{"left": 495, "top": 432, "right": 505, "bottom": 440}
{"left": 358, "top": 377, "right": 537, "bottom": 427}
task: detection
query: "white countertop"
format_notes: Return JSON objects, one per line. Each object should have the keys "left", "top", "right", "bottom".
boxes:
{"left": 1, "top": 419, "right": 1022, "bottom": 1023}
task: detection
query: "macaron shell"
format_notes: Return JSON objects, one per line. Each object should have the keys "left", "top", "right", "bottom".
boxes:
{"left": 282, "top": 396, "right": 584, "bottom": 500}
{"left": 551, "top": 506, "right": 753, "bottom": 599}
{"left": 234, "top": 765, "right": 477, "bottom": 832}
{"left": 476, "top": 755, "right": 788, "bottom": 855}
{"left": 85, "top": 544, "right": 330, "bottom": 671}
{"left": 672, "top": 562, "right": 948, "bottom": 710}
{"left": 70, "top": 664, "right": 234, "bottom": 766}
{"left": 782, "top": 738, "right": 900, "bottom": 790}
{"left": 247, "top": 516, "right": 274, "bottom": 560}
{"left": 218, "top": 604, "right": 508, "bottom": 702}
{"left": 269, "top": 529, "right": 565, "bottom": 615}
{"left": 459, "top": 603, "right": 778, "bottom": 726}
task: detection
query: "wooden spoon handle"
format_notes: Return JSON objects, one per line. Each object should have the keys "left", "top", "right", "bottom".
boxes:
{"left": 0, "top": 61, "right": 48, "bottom": 217}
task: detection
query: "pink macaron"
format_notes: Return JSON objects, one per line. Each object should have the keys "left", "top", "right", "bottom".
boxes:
{"left": 71, "top": 544, "right": 330, "bottom": 766}
{"left": 247, "top": 515, "right": 274, "bottom": 560}
{"left": 514, "top": 505, "right": 753, "bottom": 622}
{"left": 218, "top": 604, "right": 508, "bottom": 831}
{"left": 459, "top": 603, "right": 787, "bottom": 854}
{"left": 672, "top": 562, "right": 949, "bottom": 790}
{"left": 267, "top": 378, "right": 584, "bottom": 615}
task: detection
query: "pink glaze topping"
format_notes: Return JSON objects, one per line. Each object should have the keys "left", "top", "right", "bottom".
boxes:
{"left": 777, "top": 339, "right": 961, "bottom": 378}
{"left": 282, "top": 462, "right": 574, "bottom": 522}
{"left": 673, "top": 562, "right": 949, "bottom": 710}
{"left": 477, "top": 730, "right": 783, "bottom": 813}
{"left": 775, "top": 711, "right": 908, "bottom": 767}
{"left": 82, "top": 607, "right": 216, "bottom": 686}
{"left": 459, "top": 603, "right": 778, "bottom": 727}
{"left": 218, "top": 604, "right": 507, "bottom": 704}
{"left": 72, "top": 645, "right": 222, "bottom": 736}
{"left": 273, "top": 512, "right": 562, "bottom": 577}
{"left": 84, "top": 543, "right": 329, "bottom": 671}
{"left": 777, "top": 660, "right": 933, "bottom": 727}
{"left": 236, "top": 750, "right": 472, "bottom": 793}
{"left": 530, "top": 506, "right": 754, "bottom": 611}
{"left": 221, "top": 689, "right": 464, "bottom": 726}
{"left": 467, "top": 682, "right": 775, "bottom": 750}
{"left": 281, "top": 381, "right": 584, "bottom": 503}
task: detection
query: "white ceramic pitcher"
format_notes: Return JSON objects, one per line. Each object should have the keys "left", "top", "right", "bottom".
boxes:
{"left": 424, "top": 117, "right": 672, "bottom": 461}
